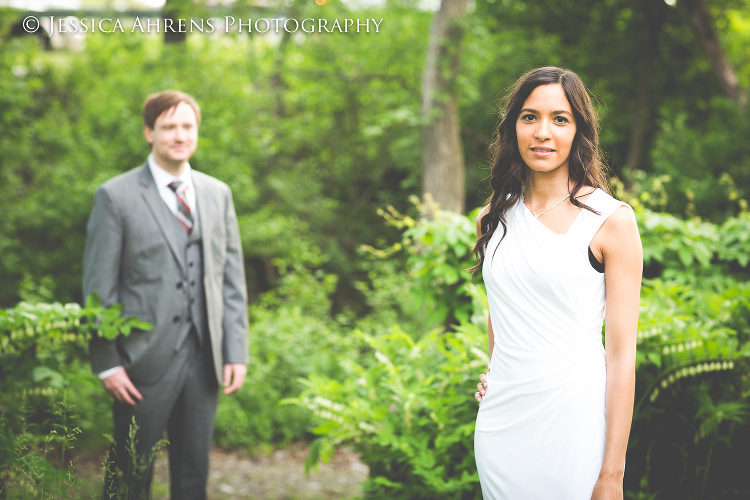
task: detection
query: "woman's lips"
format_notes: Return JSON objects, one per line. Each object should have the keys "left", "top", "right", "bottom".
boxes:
{"left": 530, "top": 147, "right": 554, "bottom": 157}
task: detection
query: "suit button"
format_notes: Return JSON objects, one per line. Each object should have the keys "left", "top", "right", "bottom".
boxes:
{"left": 189, "top": 262, "right": 194, "bottom": 267}
{"left": 176, "top": 282, "right": 183, "bottom": 289}
{"left": 190, "top": 298, "right": 196, "bottom": 304}
{"left": 190, "top": 280, "right": 196, "bottom": 286}
{"left": 172, "top": 315, "right": 180, "bottom": 323}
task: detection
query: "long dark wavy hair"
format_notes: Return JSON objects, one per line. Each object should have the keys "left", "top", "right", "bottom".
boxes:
{"left": 469, "top": 66, "right": 610, "bottom": 275}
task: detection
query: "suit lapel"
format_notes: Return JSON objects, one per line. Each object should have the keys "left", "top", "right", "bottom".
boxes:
{"left": 138, "top": 163, "right": 187, "bottom": 276}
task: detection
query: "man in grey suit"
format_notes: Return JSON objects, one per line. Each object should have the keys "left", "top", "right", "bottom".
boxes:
{"left": 83, "top": 90, "right": 248, "bottom": 499}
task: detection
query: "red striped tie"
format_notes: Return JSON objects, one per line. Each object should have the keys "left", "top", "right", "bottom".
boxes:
{"left": 168, "top": 180, "right": 193, "bottom": 232}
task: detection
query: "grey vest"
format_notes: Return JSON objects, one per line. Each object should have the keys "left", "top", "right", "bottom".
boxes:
{"left": 172, "top": 206, "right": 210, "bottom": 352}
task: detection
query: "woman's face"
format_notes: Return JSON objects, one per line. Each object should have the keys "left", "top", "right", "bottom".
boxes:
{"left": 515, "top": 83, "right": 577, "bottom": 175}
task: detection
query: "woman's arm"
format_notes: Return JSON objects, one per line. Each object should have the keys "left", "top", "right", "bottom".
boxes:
{"left": 591, "top": 206, "right": 643, "bottom": 500}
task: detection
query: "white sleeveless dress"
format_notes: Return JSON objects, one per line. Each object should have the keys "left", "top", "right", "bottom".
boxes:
{"left": 474, "top": 188, "right": 632, "bottom": 500}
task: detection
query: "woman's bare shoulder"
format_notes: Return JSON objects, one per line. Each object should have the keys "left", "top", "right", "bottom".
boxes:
{"left": 602, "top": 205, "right": 638, "bottom": 235}
{"left": 600, "top": 205, "right": 641, "bottom": 259}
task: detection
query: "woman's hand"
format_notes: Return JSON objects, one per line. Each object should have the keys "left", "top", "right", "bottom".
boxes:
{"left": 474, "top": 368, "right": 489, "bottom": 403}
{"left": 590, "top": 475, "right": 623, "bottom": 500}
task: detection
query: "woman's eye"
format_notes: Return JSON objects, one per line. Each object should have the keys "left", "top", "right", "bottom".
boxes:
{"left": 521, "top": 114, "right": 535, "bottom": 122}
{"left": 553, "top": 116, "right": 569, "bottom": 124}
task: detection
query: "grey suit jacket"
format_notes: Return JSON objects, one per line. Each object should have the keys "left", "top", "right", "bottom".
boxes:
{"left": 83, "top": 162, "right": 249, "bottom": 385}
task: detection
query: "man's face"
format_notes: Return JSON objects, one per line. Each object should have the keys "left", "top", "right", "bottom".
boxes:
{"left": 144, "top": 101, "right": 198, "bottom": 170}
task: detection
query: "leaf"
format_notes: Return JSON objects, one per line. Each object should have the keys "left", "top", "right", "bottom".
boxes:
{"left": 100, "top": 325, "right": 117, "bottom": 340}
{"left": 85, "top": 291, "right": 101, "bottom": 309}
{"left": 647, "top": 351, "right": 662, "bottom": 368}
{"left": 127, "top": 319, "right": 153, "bottom": 331}
{"left": 32, "top": 365, "right": 66, "bottom": 388}
{"left": 677, "top": 247, "right": 693, "bottom": 268}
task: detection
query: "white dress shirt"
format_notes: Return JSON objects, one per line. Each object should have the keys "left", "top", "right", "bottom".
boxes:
{"left": 147, "top": 154, "right": 197, "bottom": 219}
{"left": 97, "top": 155, "right": 197, "bottom": 380}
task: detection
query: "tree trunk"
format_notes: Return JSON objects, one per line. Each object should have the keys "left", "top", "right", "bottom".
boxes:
{"left": 687, "top": 0, "right": 747, "bottom": 110}
{"left": 270, "top": 1, "right": 301, "bottom": 118}
{"left": 270, "top": 30, "right": 292, "bottom": 117}
{"left": 623, "top": 57, "right": 654, "bottom": 175}
{"left": 421, "top": 0, "right": 467, "bottom": 214}
{"left": 163, "top": 0, "right": 187, "bottom": 44}
{"left": 624, "top": 3, "right": 663, "bottom": 178}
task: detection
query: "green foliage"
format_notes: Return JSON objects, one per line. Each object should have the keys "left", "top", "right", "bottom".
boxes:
{"left": 292, "top": 206, "right": 488, "bottom": 497}
{"left": 1, "top": 394, "right": 82, "bottom": 499}
{"left": 362, "top": 196, "right": 479, "bottom": 328}
{"left": 214, "top": 262, "right": 357, "bottom": 447}
{"left": 0, "top": 295, "right": 149, "bottom": 404}
{"left": 0, "top": 4, "right": 431, "bottom": 308}
{"left": 627, "top": 278, "right": 750, "bottom": 498}
{"left": 298, "top": 324, "right": 485, "bottom": 499}
{"left": 647, "top": 98, "right": 750, "bottom": 221}
{"left": 0, "top": 298, "right": 149, "bottom": 492}
{"left": 612, "top": 175, "right": 750, "bottom": 281}
{"left": 635, "top": 279, "right": 750, "bottom": 408}
{"left": 215, "top": 197, "right": 487, "bottom": 450}
{"left": 636, "top": 208, "right": 750, "bottom": 281}
{"left": 102, "top": 417, "right": 168, "bottom": 500}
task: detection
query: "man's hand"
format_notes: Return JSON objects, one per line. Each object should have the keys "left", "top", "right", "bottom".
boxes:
{"left": 223, "top": 363, "right": 247, "bottom": 394}
{"left": 102, "top": 367, "right": 143, "bottom": 406}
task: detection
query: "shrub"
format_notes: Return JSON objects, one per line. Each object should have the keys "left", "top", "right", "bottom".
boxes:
{"left": 0, "top": 298, "right": 148, "bottom": 494}
{"left": 298, "top": 324, "right": 486, "bottom": 499}
{"left": 213, "top": 264, "right": 358, "bottom": 447}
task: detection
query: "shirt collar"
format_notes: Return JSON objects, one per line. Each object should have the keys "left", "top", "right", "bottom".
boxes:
{"left": 147, "top": 154, "right": 193, "bottom": 189}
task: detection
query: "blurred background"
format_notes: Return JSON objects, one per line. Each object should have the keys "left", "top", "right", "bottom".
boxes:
{"left": 1, "top": 0, "right": 749, "bottom": 498}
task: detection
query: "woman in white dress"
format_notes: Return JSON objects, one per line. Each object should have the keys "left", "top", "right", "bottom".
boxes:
{"left": 471, "top": 67, "right": 643, "bottom": 500}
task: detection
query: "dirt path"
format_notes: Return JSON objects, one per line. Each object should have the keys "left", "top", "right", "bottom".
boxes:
{"left": 77, "top": 444, "right": 368, "bottom": 500}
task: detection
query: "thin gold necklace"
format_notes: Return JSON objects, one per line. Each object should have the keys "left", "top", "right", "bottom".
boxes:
{"left": 521, "top": 190, "right": 570, "bottom": 219}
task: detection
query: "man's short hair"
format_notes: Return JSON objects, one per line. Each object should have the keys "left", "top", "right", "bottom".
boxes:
{"left": 142, "top": 90, "right": 201, "bottom": 129}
